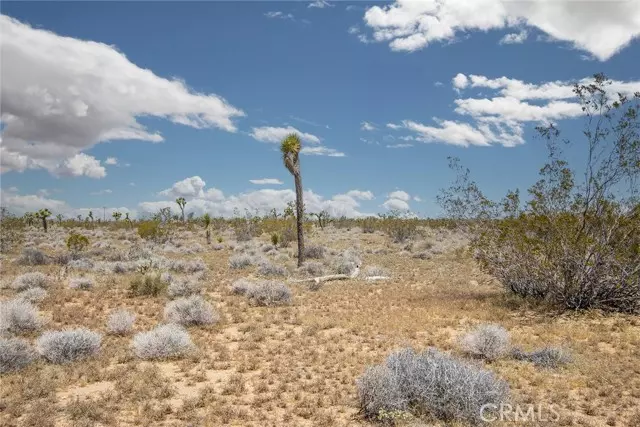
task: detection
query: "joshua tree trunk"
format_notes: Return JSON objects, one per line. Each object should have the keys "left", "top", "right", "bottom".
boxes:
{"left": 42, "top": 217, "right": 47, "bottom": 232}
{"left": 206, "top": 229, "right": 211, "bottom": 245}
{"left": 294, "top": 172, "right": 305, "bottom": 267}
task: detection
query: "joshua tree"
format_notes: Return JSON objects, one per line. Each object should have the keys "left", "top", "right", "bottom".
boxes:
{"left": 203, "top": 213, "right": 212, "bottom": 244}
{"left": 112, "top": 211, "right": 122, "bottom": 221}
{"left": 281, "top": 133, "right": 305, "bottom": 267}
{"left": 55, "top": 214, "right": 63, "bottom": 224}
{"left": 76, "top": 215, "right": 82, "bottom": 222}
{"left": 23, "top": 212, "right": 35, "bottom": 226}
{"left": 176, "top": 197, "right": 187, "bottom": 222}
{"left": 88, "top": 211, "right": 94, "bottom": 222}
{"left": 311, "top": 210, "right": 331, "bottom": 229}
{"left": 36, "top": 209, "right": 52, "bottom": 232}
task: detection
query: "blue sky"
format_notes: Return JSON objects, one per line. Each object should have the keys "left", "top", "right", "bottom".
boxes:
{"left": 1, "top": 1, "right": 639, "bottom": 218}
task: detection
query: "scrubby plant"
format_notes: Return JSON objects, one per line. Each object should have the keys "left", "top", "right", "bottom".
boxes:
{"left": 68, "top": 277, "right": 94, "bottom": 290}
{"left": 36, "top": 329, "right": 102, "bottom": 364}
{"left": 36, "top": 209, "right": 52, "bottom": 232}
{"left": 357, "top": 347, "right": 509, "bottom": 424}
{"left": 16, "top": 247, "right": 48, "bottom": 265}
{"left": 300, "top": 261, "right": 325, "bottom": 277}
{"left": 439, "top": 75, "right": 640, "bottom": 314}
{"left": 137, "top": 221, "right": 167, "bottom": 242}
{"left": 333, "top": 249, "right": 362, "bottom": 276}
{"left": 167, "top": 279, "right": 202, "bottom": 298}
{"left": 132, "top": 324, "right": 195, "bottom": 359}
{"left": 0, "top": 337, "right": 37, "bottom": 373}
{"left": 511, "top": 346, "right": 571, "bottom": 368}
{"left": 459, "top": 324, "right": 510, "bottom": 361}
{"left": 245, "top": 281, "right": 292, "bottom": 306}
{"left": 0, "top": 298, "right": 42, "bottom": 335}
{"left": 363, "top": 266, "right": 389, "bottom": 278}
{"left": 229, "top": 254, "right": 254, "bottom": 269}
{"left": 304, "top": 244, "right": 326, "bottom": 259}
{"left": 66, "top": 233, "right": 89, "bottom": 254}
{"left": 11, "top": 272, "right": 48, "bottom": 291}
{"left": 203, "top": 213, "right": 212, "bottom": 244}
{"left": 381, "top": 211, "right": 420, "bottom": 243}
{"left": 281, "top": 134, "right": 305, "bottom": 267}
{"left": 17, "top": 287, "right": 48, "bottom": 304}
{"left": 168, "top": 258, "right": 206, "bottom": 274}
{"left": 128, "top": 274, "right": 166, "bottom": 297}
{"left": 106, "top": 309, "right": 136, "bottom": 335}
{"left": 270, "top": 232, "right": 279, "bottom": 246}
{"left": 230, "top": 278, "right": 253, "bottom": 295}
{"left": 257, "top": 261, "right": 287, "bottom": 277}
{"left": 164, "top": 295, "right": 219, "bottom": 326}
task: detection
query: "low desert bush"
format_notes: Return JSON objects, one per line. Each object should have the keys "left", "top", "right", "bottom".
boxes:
{"left": 17, "top": 247, "right": 48, "bottom": 265}
{"left": 167, "top": 279, "right": 202, "bottom": 298}
{"left": 132, "top": 324, "right": 195, "bottom": 359}
{"left": 68, "top": 276, "right": 94, "bottom": 290}
{"left": 36, "top": 328, "right": 102, "bottom": 364}
{"left": 245, "top": 281, "right": 292, "bottom": 306}
{"left": 164, "top": 295, "right": 219, "bottom": 326}
{"left": 304, "top": 244, "right": 326, "bottom": 259}
{"left": 0, "top": 337, "right": 37, "bottom": 373}
{"left": 459, "top": 324, "right": 510, "bottom": 361}
{"left": 229, "top": 254, "right": 254, "bottom": 269}
{"left": 511, "top": 346, "right": 571, "bottom": 368}
{"left": 0, "top": 298, "right": 42, "bottom": 335}
{"left": 257, "top": 261, "right": 287, "bottom": 277}
{"left": 107, "top": 309, "right": 136, "bottom": 335}
{"left": 230, "top": 278, "right": 253, "bottom": 295}
{"left": 363, "top": 266, "right": 389, "bottom": 278}
{"left": 129, "top": 274, "right": 166, "bottom": 297}
{"left": 168, "top": 258, "right": 206, "bottom": 273}
{"left": 334, "top": 249, "right": 361, "bottom": 276}
{"left": 66, "top": 233, "right": 89, "bottom": 253}
{"left": 11, "top": 272, "right": 48, "bottom": 291}
{"left": 137, "top": 221, "right": 168, "bottom": 242}
{"left": 357, "top": 347, "right": 509, "bottom": 424}
{"left": 17, "top": 287, "right": 48, "bottom": 304}
{"left": 300, "top": 261, "right": 325, "bottom": 277}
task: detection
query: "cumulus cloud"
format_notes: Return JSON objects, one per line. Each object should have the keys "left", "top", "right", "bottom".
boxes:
{"left": 300, "top": 146, "right": 346, "bottom": 157}
{"left": 382, "top": 198, "right": 410, "bottom": 211}
{"left": 158, "top": 176, "right": 207, "bottom": 198}
{"left": 105, "top": 157, "right": 118, "bottom": 165}
{"left": 0, "top": 16, "right": 244, "bottom": 176}
{"left": 389, "top": 190, "right": 410, "bottom": 201}
{"left": 361, "top": 121, "right": 377, "bottom": 131}
{"left": 249, "top": 126, "right": 321, "bottom": 144}
{"left": 250, "top": 178, "right": 284, "bottom": 185}
{"left": 265, "top": 11, "right": 295, "bottom": 20}
{"left": 388, "top": 73, "right": 640, "bottom": 147}
{"left": 362, "top": 0, "right": 640, "bottom": 60}
{"left": 345, "top": 190, "right": 374, "bottom": 200}
{"left": 500, "top": 29, "right": 528, "bottom": 44}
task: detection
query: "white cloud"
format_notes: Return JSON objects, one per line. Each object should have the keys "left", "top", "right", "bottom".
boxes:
{"left": 345, "top": 190, "right": 374, "bottom": 200}
{"left": 105, "top": 157, "right": 118, "bottom": 165}
{"left": 90, "top": 189, "right": 113, "bottom": 196}
{"left": 250, "top": 178, "right": 284, "bottom": 185}
{"left": 389, "top": 190, "right": 410, "bottom": 201}
{"left": 0, "top": 191, "right": 69, "bottom": 214}
{"left": 159, "top": 176, "right": 208, "bottom": 198}
{"left": 386, "top": 123, "right": 402, "bottom": 130}
{"left": 0, "top": 16, "right": 244, "bottom": 176}
{"left": 500, "top": 29, "right": 528, "bottom": 44}
{"left": 362, "top": 0, "right": 640, "bottom": 60}
{"left": 265, "top": 11, "right": 295, "bottom": 20}
{"left": 452, "top": 73, "right": 469, "bottom": 90}
{"left": 249, "top": 126, "right": 321, "bottom": 144}
{"left": 382, "top": 198, "right": 410, "bottom": 211}
{"left": 300, "top": 146, "right": 346, "bottom": 157}
{"left": 54, "top": 153, "right": 107, "bottom": 179}
{"left": 308, "top": 0, "right": 334, "bottom": 9}
{"left": 386, "top": 143, "right": 413, "bottom": 149}
{"left": 361, "top": 121, "right": 377, "bottom": 131}
{"left": 413, "top": 196, "right": 422, "bottom": 202}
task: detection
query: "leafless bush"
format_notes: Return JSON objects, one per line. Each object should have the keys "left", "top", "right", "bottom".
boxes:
{"left": 132, "top": 324, "right": 195, "bottom": 359}
{"left": 511, "top": 346, "right": 571, "bottom": 368}
{"left": 164, "top": 295, "right": 219, "bottom": 326}
{"left": 230, "top": 278, "right": 253, "bottom": 295}
{"left": 0, "top": 298, "right": 42, "bottom": 335}
{"left": 300, "top": 261, "right": 325, "bottom": 277}
{"left": 245, "top": 281, "right": 292, "bottom": 306}
{"left": 11, "top": 272, "right": 49, "bottom": 291}
{"left": 107, "top": 309, "right": 136, "bottom": 336}
{"left": 229, "top": 254, "right": 254, "bottom": 269}
{"left": 304, "top": 245, "right": 326, "bottom": 259}
{"left": 0, "top": 337, "right": 37, "bottom": 373}
{"left": 17, "top": 248, "right": 48, "bottom": 265}
{"left": 257, "top": 261, "right": 287, "bottom": 277}
{"left": 69, "top": 277, "right": 94, "bottom": 290}
{"left": 36, "top": 329, "right": 102, "bottom": 364}
{"left": 17, "top": 287, "right": 48, "bottom": 304}
{"left": 167, "top": 279, "right": 202, "bottom": 298}
{"left": 459, "top": 324, "right": 510, "bottom": 361}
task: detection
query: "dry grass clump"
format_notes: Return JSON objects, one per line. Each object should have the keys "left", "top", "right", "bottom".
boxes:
{"left": 164, "top": 295, "right": 219, "bottom": 326}
{"left": 245, "top": 281, "right": 292, "bottom": 306}
{"left": 68, "top": 276, "right": 94, "bottom": 290}
{"left": 132, "top": 323, "right": 195, "bottom": 359}
{"left": 459, "top": 324, "right": 510, "bottom": 361}
{"left": 511, "top": 346, "right": 572, "bottom": 368}
{"left": 36, "top": 328, "right": 102, "bottom": 364}
{"left": 0, "top": 298, "right": 42, "bottom": 335}
{"left": 106, "top": 309, "right": 136, "bottom": 335}
{"left": 11, "top": 272, "right": 49, "bottom": 291}
{"left": 0, "top": 337, "right": 37, "bottom": 373}
{"left": 230, "top": 278, "right": 253, "bottom": 295}
{"left": 128, "top": 274, "right": 166, "bottom": 297}
{"left": 228, "top": 254, "right": 254, "bottom": 269}
{"left": 167, "top": 278, "right": 202, "bottom": 298}
{"left": 16, "top": 287, "right": 48, "bottom": 304}
{"left": 257, "top": 261, "right": 288, "bottom": 277}
{"left": 357, "top": 347, "right": 509, "bottom": 424}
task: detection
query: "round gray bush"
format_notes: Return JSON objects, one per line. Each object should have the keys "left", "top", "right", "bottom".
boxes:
{"left": 11, "top": 272, "right": 48, "bottom": 291}
{"left": 459, "top": 324, "right": 510, "bottom": 361}
{"left": 132, "top": 324, "right": 195, "bottom": 359}
{"left": 36, "top": 329, "right": 102, "bottom": 364}
{"left": 17, "top": 248, "right": 48, "bottom": 266}
{"left": 164, "top": 295, "right": 219, "bottom": 326}
{"left": 68, "top": 277, "right": 94, "bottom": 290}
{"left": 230, "top": 278, "right": 253, "bottom": 295}
{"left": 0, "top": 337, "right": 37, "bottom": 373}
{"left": 106, "top": 309, "right": 136, "bottom": 335}
{"left": 17, "top": 287, "right": 48, "bottom": 304}
{"left": 167, "top": 279, "right": 202, "bottom": 299}
{"left": 257, "top": 261, "right": 287, "bottom": 277}
{"left": 229, "top": 254, "right": 253, "bottom": 269}
{"left": 245, "top": 281, "right": 292, "bottom": 306}
{"left": 0, "top": 299, "right": 42, "bottom": 335}
{"left": 356, "top": 365, "right": 407, "bottom": 419}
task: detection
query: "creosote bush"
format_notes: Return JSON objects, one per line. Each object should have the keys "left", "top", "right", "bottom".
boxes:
{"left": 245, "top": 281, "right": 292, "bottom": 306}
{"left": 11, "top": 272, "right": 48, "bottom": 291}
{"left": 128, "top": 274, "right": 166, "bottom": 297}
{"left": 66, "top": 233, "right": 89, "bottom": 253}
{"left": 36, "top": 328, "right": 102, "bottom": 364}
{"left": 107, "top": 309, "right": 136, "bottom": 336}
{"left": 459, "top": 324, "right": 510, "bottom": 361}
{"left": 357, "top": 347, "right": 509, "bottom": 425}
{"left": 17, "top": 247, "right": 48, "bottom": 265}
{"left": 164, "top": 295, "right": 219, "bottom": 326}
{"left": 0, "top": 298, "right": 42, "bottom": 335}
{"left": 0, "top": 337, "right": 37, "bottom": 373}
{"left": 132, "top": 323, "right": 195, "bottom": 359}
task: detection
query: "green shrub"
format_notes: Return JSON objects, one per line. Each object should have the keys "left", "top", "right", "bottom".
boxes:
{"left": 137, "top": 221, "right": 167, "bottom": 242}
{"left": 129, "top": 274, "right": 166, "bottom": 297}
{"left": 270, "top": 233, "right": 279, "bottom": 246}
{"left": 66, "top": 233, "right": 89, "bottom": 253}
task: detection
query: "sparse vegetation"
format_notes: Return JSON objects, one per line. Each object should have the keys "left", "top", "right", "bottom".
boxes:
{"left": 106, "top": 309, "right": 136, "bottom": 335}
{"left": 459, "top": 324, "right": 510, "bottom": 361}
{"left": 0, "top": 298, "right": 42, "bottom": 335}
{"left": 36, "top": 328, "right": 102, "bottom": 364}
{"left": 11, "top": 272, "right": 48, "bottom": 291}
{"left": 128, "top": 274, "right": 166, "bottom": 297}
{"left": 132, "top": 323, "right": 195, "bottom": 359}
{"left": 164, "top": 295, "right": 219, "bottom": 326}
{"left": 245, "top": 281, "right": 292, "bottom": 306}
{"left": 0, "top": 337, "right": 37, "bottom": 373}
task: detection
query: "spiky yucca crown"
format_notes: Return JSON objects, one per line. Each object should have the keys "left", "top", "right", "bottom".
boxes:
{"left": 281, "top": 133, "right": 301, "bottom": 175}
